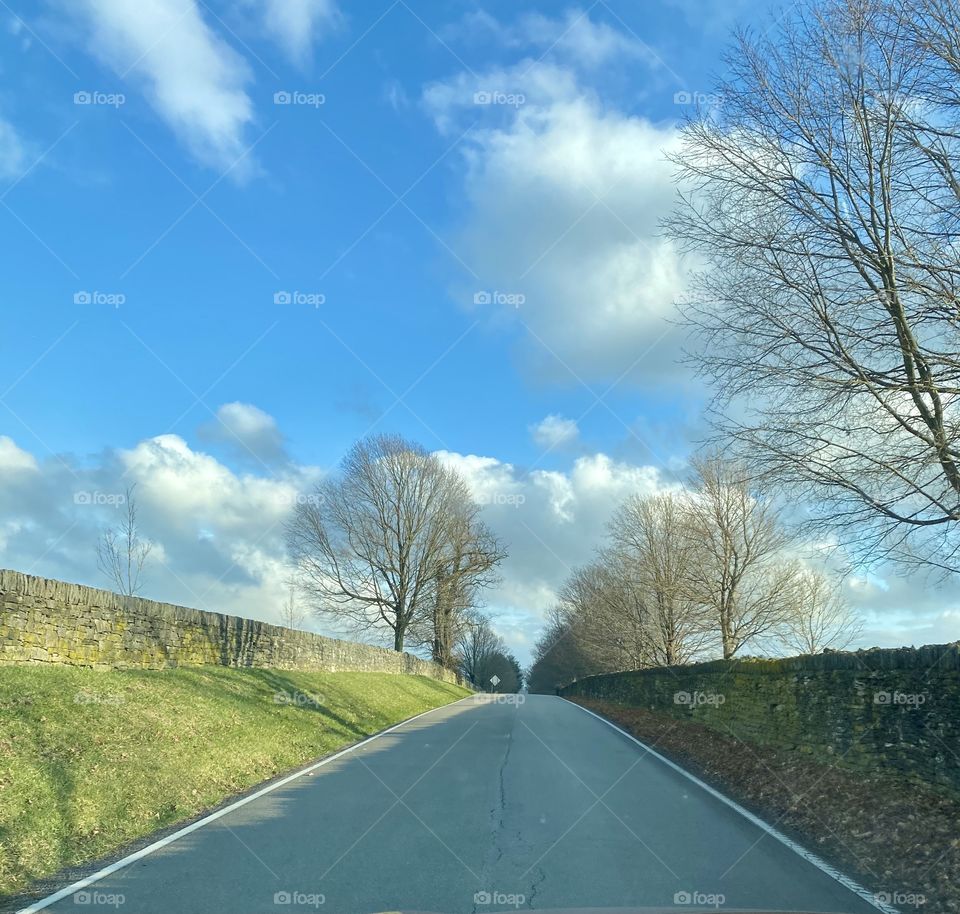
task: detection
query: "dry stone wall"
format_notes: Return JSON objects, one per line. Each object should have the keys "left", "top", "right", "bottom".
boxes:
{"left": 561, "top": 645, "right": 960, "bottom": 791}
{"left": 0, "top": 569, "right": 461, "bottom": 684}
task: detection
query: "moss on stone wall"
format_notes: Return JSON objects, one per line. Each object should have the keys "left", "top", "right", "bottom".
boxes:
{"left": 561, "top": 645, "right": 960, "bottom": 791}
{"left": 0, "top": 569, "right": 459, "bottom": 685}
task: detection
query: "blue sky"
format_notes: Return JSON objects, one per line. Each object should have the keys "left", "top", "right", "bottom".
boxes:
{"left": 2, "top": 0, "right": 955, "bottom": 663}
{"left": 2, "top": 0, "right": 733, "bottom": 466}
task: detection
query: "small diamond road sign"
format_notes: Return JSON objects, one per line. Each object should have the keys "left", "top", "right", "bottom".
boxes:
{"left": 490, "top": 675, "right": 500, "bottom": 687}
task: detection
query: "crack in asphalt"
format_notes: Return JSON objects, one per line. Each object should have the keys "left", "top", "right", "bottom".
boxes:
{"left": 469, "top": 707, "right": 551, "bottom": 912}
{"left": 472, "top": 707, "right": 516, "bottom": 914}
{"left": 497, "top": 722, "right": 512, "bottom": 831}
{"left": 526, "top": 863, "right": 547, "bottom": 910}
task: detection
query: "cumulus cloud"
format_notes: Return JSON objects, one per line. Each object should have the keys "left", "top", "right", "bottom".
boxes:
{"left": 529, "top": 414, "right": 579, "bottom": 450}
{"left": 198, "top": 401, "right": 287, "bottom": 466}
{"left": 73, "top": 0, "right": 255, "bottom": 173}
{"left": 435, "top": 446, "right": 960, "bottom": 662}
{"left": 254, "top": 0, "right": 341, "bottom": 63}
{"left": 0, "top": 422, "right": 672, "bottom": 662}
{"left": 1, "top": 418, "right": 953, "bottom": 665}
{"left": 436, "top": 450, "right": 669, "bottom": 655}
{"left": 423, "top": 18, "right": 692, "bottom": 387}
{"left": 0, "top": 427, "right": 321, "bottom": 630}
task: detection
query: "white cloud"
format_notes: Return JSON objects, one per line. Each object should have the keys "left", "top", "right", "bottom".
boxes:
{"left": 254, "top": 0, "right": 340, "bottom": 63}
{"left": 1, "top": 418, "right": 952, "bottom": 667}
{"left": 530, "top": 414, "right": 579, "bottom": 450}
{"left": 0, "top": 116, "right": 26, "bottom": 179}
{"left": 0, "top": 426, "right": 672, "bottom": 663}
{"left": 442, "top": 8, "right": 649, "bottom": 69}
{"left": 0, "top": 426, "right": 321, "bottom": 631}
{"left": 198, "top": 401, "right": 287, "bottom": 465}
{"left": 74, "top": 0, "right": 255, "bottom": 172}
{"left": 423, "top": 24, "right": 692, "bottom": 386}
{"left": 436, "top": 450, "right": 669, "bottom": 657}
{"left": 0, "top": 435, "right": 38, "bottom": 474}
{"left": 120, "top": 433, "right": 301, "bottom": 531}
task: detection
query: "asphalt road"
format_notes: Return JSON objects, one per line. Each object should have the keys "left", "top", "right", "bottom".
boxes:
{"left": 25, "top": 695, "right": 882, "bottom": 914}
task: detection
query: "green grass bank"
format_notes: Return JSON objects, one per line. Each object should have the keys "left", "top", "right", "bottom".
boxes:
{"left": 0, "top": 665, "right": 469, "bottom": 898}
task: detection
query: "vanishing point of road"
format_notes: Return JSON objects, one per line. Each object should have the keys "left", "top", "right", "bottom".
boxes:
{"left": 20, "top": 695, "right": 882, "bottom": 914}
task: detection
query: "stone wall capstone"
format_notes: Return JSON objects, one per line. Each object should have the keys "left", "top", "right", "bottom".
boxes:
{"left": 0, "top": 569, "right": 462, "bottom": 684}
{"left": 560, "top": 645, "right": 960, "bottom": 791}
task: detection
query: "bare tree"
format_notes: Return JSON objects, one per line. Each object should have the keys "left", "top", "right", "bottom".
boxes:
{"left": 286, "top": 434, "right": 499, "bottom": 652}
{"left": 778, "top": 566, "right": 864, "bottom": 654}
{"left": 422, "top": 504, "right": 505, "bottom": 669}
{"left": 279, "top": 587, "right": 307, "bottom": 630}
{"left": 607, "top": 492, "right": 711, "bottom": 665}
{"left": 666, "top": 0, "right": 960, "bottom": 573}
{"left": 686, "top": 456, "right": 798, "bottom": 659}
{"left": 456, "top": 613, "right": 504, "bottom": 686}
{"left": 555, "top": 562, "right": 650, "bottom": 671}
{"left": 530, "top": 454, "right": 858, "bottom": 675}
{"left": 97, "top": 484, "right": 152, "bottom": 596}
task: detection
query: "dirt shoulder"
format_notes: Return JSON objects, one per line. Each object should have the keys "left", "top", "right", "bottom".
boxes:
{"left": 568, "top": 697, "right": 959, "bottom": 914}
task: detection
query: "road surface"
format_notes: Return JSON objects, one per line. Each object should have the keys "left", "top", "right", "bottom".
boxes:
{"left": 23, "top": 695, "right": 882, "bottom": 914}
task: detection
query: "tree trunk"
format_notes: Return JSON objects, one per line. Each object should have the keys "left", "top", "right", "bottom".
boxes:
{"left": 721, "top": 631, "right": 735, "bottom": 660}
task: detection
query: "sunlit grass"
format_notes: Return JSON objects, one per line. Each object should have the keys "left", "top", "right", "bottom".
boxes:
{"left": 0, "top": 665, "right": 468, "bottom": 898}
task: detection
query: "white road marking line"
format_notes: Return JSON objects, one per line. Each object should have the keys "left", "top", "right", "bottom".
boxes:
{"left": 563, "top": 697, "right": 899, "bottom": 914}
{"left": 16, "top": 695, "right": 475, "bottom": 914}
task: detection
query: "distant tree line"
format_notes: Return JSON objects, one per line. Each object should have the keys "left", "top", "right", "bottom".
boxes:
{"left": 457, "top": 612, "right": 523, "bottom": 692}
{"left": 527, "top": 456, "right": 861, "bottom": 694}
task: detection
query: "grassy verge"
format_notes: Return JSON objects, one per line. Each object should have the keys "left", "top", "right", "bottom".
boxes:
{"left": 0, "top": 665, "right": 469, "bottom": 898}
{"left": 570, "top": 697, "right": 959, "bottom": 914}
